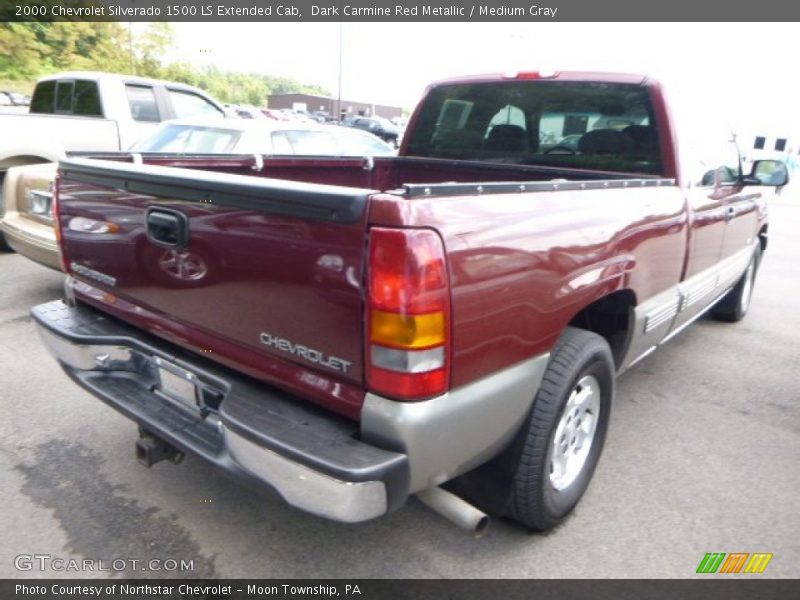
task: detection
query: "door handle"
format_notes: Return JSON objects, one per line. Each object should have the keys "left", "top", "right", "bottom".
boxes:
{"left": 725, "top": 206, "right": 736, "bottom": 222}
{"left": 146, "top": 208, "right": 189, "bottom": 249}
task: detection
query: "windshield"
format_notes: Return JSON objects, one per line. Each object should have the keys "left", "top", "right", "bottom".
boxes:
{"left": 406, "top": 80, "right": 662, "bottom": 175}
{"left": 131, "top": 124, "right": 241, "bottom": 153}
{"left": 267, "top": 129, "right": 394, "bottom": 156}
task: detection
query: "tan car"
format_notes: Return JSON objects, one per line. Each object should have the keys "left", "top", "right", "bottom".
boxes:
{"left": 0, "top": 117, "right": 395, "bottom": 271}
{"left": 0, "top": 162, "right": 60, "bottom": 270}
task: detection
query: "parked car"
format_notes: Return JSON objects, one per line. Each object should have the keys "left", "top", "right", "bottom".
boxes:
{"left": 0, "top": 91, "right": 30, "bottom": 106}
{"left": 11, "top": 91, "right": 29, "bottom": 106}
{"left": 285, "top": 110, "right": 317, "bottom": 124}
{"left": 233, "top": 105, "right": 265, "bottom": 119}
{"left": 0, "top": 71, "right": 225, "bottom": 250}
{"left": 33, "top": 71, "right": 787, "bottom": 535}
{"left": 0, "top": 117, "right": 394, "bottom": 270}
{"left": 261, "top": 108, "right": 291, "bottom": 121}
{"left": 129, "top": 117, "right": 397, "bottom": 156}
{"left": 312, "top": 110, "right": 332, "bottom": 123}
{"left": 348, "top": 116, "right": 401, "bottom": 146}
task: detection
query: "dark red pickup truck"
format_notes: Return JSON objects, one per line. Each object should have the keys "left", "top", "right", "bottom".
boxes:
{"left": 33, "top": 71, "right": 787, "bottom": 534}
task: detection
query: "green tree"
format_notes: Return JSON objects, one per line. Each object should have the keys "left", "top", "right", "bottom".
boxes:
{"left": 0, "top": 23, "right": 46, "bottom": 79}
{"left": 0, "top": 23, "right": 332, "bottom": 107}
{"left": 134, "top": 22, "right": 173, "bottom": 78}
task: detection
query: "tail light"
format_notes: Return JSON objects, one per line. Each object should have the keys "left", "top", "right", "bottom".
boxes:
{"left": 366, "top": 227, "right": 450, "bottom": 400}
{"left": 52, "top": 174, "right": 70, "bottom": 273}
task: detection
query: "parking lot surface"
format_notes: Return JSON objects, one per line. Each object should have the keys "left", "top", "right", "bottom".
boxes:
{"left": 1, "top": 193, "right": 798, "bottom": 579}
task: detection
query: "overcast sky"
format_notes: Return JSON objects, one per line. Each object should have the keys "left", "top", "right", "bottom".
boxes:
{"left": 170, "top": 22, "right": 798, "bottom": 141}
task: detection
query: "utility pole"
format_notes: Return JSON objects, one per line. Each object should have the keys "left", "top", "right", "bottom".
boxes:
{"left": 336, "top": 22, "right": 343, "bottom": 123}
{"left": 128, "top": 22, "right": 135, "bottom": 75}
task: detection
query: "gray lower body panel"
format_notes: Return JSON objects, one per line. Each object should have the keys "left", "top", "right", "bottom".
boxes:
{"left": 621, "top": 243, "right": 756, "bottom": 371}
{"left": 362, "top": 354, "right": 550, "bottom": 493}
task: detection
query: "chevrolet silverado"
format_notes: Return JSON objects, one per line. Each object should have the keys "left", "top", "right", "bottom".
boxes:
{"left": 32, "top": 71, "right": 787, "bottom": 533}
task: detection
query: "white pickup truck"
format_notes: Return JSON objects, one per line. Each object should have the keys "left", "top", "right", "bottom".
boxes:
{"left": 0, "top": 71, "right": 226, "bottom": 249}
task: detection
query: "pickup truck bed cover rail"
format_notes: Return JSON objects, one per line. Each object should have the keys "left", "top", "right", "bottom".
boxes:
{"left": 60, "top": 157, "right": 373, "bottom": 224}
{"left": 399, "top": 177, "right": 677, "bottom": 198}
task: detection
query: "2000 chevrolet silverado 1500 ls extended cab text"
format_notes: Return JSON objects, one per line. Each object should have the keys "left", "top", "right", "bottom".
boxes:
{"left": 32, "top": 72, "right": 787, "bottom": 534}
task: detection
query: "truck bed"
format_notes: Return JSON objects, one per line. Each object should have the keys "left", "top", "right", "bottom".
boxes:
{"left": 56, "top": 154, "right": 678, "bottom": 420}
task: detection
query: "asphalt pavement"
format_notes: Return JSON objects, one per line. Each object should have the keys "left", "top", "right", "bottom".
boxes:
{"left": 1, "top": 193, "right": 798, "bottom": 579}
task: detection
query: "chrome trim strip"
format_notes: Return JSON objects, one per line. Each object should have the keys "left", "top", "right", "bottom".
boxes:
{"left": 225, "top": 430, "right": 388, "bottom": 523}
{"left": 661, "top": 287, "right": 732, "bottom": 345}
{"left": 644, "top": 297, "right": 680, "bottom": 333}
{"left": 36, "top": 327, "right": 133, "bottom": 371}
{"left": 362, "top": 353, "right": 550, "bottom": 493}
{"left": 681, "top": 274, "right": 719, "bottom": 310}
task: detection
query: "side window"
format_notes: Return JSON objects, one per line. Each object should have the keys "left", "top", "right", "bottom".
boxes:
{"left": 167, "top": 90, "right": 224, "bottom": 119}
{"left": 55, "top": 81, "right": 74, "bottom": 113}
{"left": 126, "top": 85, "right": 160, "bottom": 122}
{"left": 270, "top": 132, "right": 294, "bottom": 154}
{"left": 73, "top": 80, "right": 103, "bottom": 117}
{"left": 30, "top": 81, "right": 56, "bottom": 114}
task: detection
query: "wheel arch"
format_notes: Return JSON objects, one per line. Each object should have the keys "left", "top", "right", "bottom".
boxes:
{"left": 567, "top": 288, "right": 637, "bottom": 370}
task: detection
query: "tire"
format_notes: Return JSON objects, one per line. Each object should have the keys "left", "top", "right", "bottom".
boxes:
{"left": 507, "top": 327, "right": 614, "bottom": 531}
{"left": 0, "top": 232, "right": 12, "bottom": 252}
{"left": 0, "top": 174, "right": 12, "bottom": 252}
{"left": 711, "top": 246, "right": 761, "bottom": 323}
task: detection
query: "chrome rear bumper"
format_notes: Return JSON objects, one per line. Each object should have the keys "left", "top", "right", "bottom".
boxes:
{"left": 32, "top": 300, "right": 407, "bottom": 523}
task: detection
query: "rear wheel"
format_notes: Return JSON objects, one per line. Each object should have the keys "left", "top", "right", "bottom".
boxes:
{"left": 507, "top": 327, "right": 614, "bottom": 531}
{"left": 711, "top": 247, "right": 761, "bottom": 322}
{"left": 0, "top": 173, "right": 11, "bottom": 252}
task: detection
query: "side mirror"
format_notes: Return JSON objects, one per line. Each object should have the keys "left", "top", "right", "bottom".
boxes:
{"left": 743, "top": 160, "right": 789, "bottom": 187}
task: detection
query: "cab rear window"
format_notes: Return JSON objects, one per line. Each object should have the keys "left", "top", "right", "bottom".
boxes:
{"left": 30, "top": 81, "right": 56, "bottom": 114}
{"left": 406, "top": 80, "right": 663, "bottom": 176}
{"left": 30, "top": 79, "right": 103, "bottom": 117}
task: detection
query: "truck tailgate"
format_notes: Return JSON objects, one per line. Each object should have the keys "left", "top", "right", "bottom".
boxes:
{"left": 57, "top": 158, "right": 374, "bottom": 418}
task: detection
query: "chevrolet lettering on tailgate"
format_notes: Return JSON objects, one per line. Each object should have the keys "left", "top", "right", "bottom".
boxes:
{"left": 259, "top": 332, "right": 353, "bottom": 374}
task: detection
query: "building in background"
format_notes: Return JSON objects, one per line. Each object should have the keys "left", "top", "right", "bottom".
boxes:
{"left": 736, "top": 129, "right": 799, "bottom": 180}
{"left": 267, "top": 93, "right": 402, "bottom": 120}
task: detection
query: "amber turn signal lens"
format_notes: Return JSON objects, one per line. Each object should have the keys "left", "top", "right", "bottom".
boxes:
{"left": 370, "top": 310, "right": 445, "bottom": 349}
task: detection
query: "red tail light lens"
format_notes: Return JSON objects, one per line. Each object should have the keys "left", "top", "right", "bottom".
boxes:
{"left": 367, "top": 228, "right": 450, "bottom": 400}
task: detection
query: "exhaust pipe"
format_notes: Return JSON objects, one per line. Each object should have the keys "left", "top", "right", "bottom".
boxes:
{"left": 416, "top": 487, "right": 489, "bottom": 537}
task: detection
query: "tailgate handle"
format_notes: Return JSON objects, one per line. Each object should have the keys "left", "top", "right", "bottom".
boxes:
{"left": 146, "top": 208, "right": 189, "bottom": 249}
